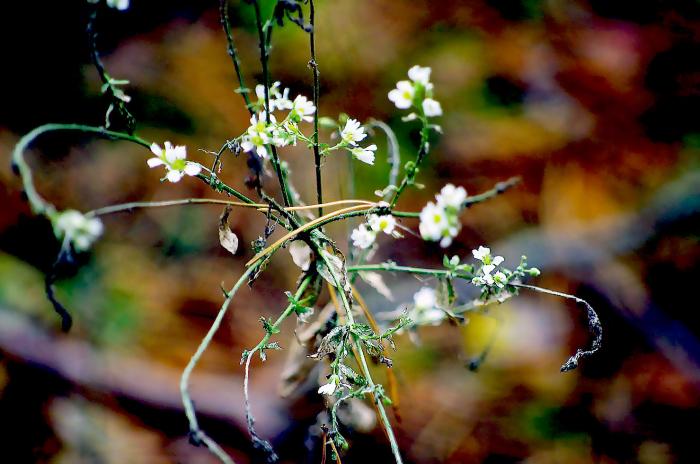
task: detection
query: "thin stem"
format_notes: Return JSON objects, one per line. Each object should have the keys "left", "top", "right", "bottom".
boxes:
{"left": 11, "top": 123, "right": 149, "bottom": 216}
{"left": 245, "top": 204, "right": 373, "bottom": 267}
{"left": 180, "top": 266, "right": 255, "bottom": 464}
{"left": 242, "top": 275, "right": 313, "bottom": 460}
{"left": 366, "top": 119, "right": 401, "bottom": 197}
{"left": 87, "top": 198, "right": 267, "bottom": 217}
{"left": 512, "top": 283, "right": 603, "bottom": 372}
{"left": 389, "top": 121, "right": 430, "bottom": 208}
{"left": 252, "top": 0, "right": 294, "bottom": 208}
{"left": 219, "top": 0, "right": 253, "bottom": 113}
{"left": 309, "top": 0, "right": 323, "bottom": 216}
{"left": 320, "top": 254, "right": 404, "bottom": 464}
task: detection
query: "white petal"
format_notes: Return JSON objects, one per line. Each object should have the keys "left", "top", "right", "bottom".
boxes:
{"left": 147, "top": 157, "right": 164, "bottom": 168}
{"left": 150, "top": 143, "right": 162, "bottom": 157}
{"left": 166, "top": 170, "right": 183, "bottom": 183}
{"left": 184, "top": 163, "right": 201, "bottom": 176}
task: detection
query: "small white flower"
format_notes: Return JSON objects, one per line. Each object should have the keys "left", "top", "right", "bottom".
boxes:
{"left": 340, "top": 118, "right": 367, "bottom": 146}
{"left": 410, "top": 287, "right": 444, "bottom": 325}
{"left": 318, "top": 375, "right": 339, "bottom": 396}
{"left": 241, "top": 112, "right": 275, "bottom": 158}
{"left": 289, "top": 241, "right": 312, "bottom": 271}
{"left": 419, "top": 201, "right": 449, "bottom": 242}
{"left": 351, "top": 224, "right": 376, "bottom": 249}
{"left": 289, "top": 95, "right": 315, "bottom": 122}
{"left": 408, "top": 65, "right": 432, "bottom": 86}
{"left": 106, "top": 0, "right": 129, "bottom": 10}
{"left": 368, "top": 214, "right": 396, "bottom": 235}
{"left": 388, "top": 80, "right": 415, "bottom": 109}
{"left": 350, "top": 144, "right": 377, "bottom": 165}
{"left": 53, "top": 210, "right": 104, "bottom": 252}
{"left": 255, "top": 81, "right": 292, "bottom": 111}
{"left": 493, "top": 271, "right": 507, "bottom": 288}
{"left": 147, "top": 141, "right": 201, "bottom": 183}
{"left": 472, "top": 246, "right": 491, "bottom": 262}
{"left": 436, "top": 184, "right": 467, "bottom": 210}
{"left": 422, "top": 98, "right": 443, "bottom": 117}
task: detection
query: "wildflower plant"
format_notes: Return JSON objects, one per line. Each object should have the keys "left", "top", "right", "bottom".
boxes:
{"left": 11, "top": 1, "right": 603, "bottom": 463}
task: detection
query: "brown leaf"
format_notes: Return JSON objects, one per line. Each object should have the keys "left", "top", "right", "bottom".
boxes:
{"left": 218, "top": 206, "right": 238, "bottom": 255}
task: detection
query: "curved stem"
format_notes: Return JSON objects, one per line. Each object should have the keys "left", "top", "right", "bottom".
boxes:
{"left": 180, "top": 266, "right": 255, "bottom": 464}
{"left": 11, "top": 123, "right": 149, "bottom": 216}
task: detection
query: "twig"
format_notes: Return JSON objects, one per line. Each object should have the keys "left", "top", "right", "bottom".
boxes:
{"left": 513, "top": 283, "right": 603, "bottom": 372}
{"left": 180, "top": 267, "right": 256, "bottom": 464}
{"left": 309, "top": 0, "right": 323, "bottom": 216}
{"left": 219, "top": 0, "right": 253, "bottom": 113}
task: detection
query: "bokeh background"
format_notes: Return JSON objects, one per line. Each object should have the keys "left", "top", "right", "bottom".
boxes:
{"left": 2, "top": 0, "right": 700, "bottom": 462}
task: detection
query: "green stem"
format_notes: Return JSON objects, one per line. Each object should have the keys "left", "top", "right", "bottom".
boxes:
{"left": 11, "top": 123, "right": 149, "bottom": 216}
{"left": 348, "top": 263, "right": 472, "bottom": 280}
{"left": 252, "top": 0, "right": 294, "bottom": 208}
{"left": 219, "top": 0, "right": 253, "bottom": 114}
{"left": 180, "top": 266, "right": 255, "bottom": 464}
{"left": 309, "top": 0, "right": 323, "bottom": 217}
{"left": 321, "top": 254, "right": 404, "bottom": 464}
{"left": 389, "top": 119, "right": 430, "bottom": 208}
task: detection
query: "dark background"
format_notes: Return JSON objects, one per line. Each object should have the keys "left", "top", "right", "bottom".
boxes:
{"left": 1, "top": 0, "right": 700, "bottom": 462}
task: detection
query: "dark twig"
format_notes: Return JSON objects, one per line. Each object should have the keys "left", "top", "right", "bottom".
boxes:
{"left": 513, "top": 283, "right": 603, "bottom": 372}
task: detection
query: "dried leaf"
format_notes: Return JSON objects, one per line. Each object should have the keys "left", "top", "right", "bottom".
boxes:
{"left": 359, "top": 271, "right": 394, "bottom": 301}
{"left": 218, "top": 206, "right": 238, "bottom": 255}
{"left": 289, "top": 240, "right": 312, "bottom": 271}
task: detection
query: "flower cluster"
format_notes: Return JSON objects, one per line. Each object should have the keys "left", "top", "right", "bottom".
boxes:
{"left": 52, "top": 210, "right": 104, "bottom": 252}
{"left": 419, "top": 184, "right": 467, "bottom": 247}
{"left": 471, "top": 246, "right": 507, "bottom": 288}
{"left": 351, "top": 214, "right": 398, "bottom": 249}
{"left": 339, "top": 118, "right": 377, "bottom": 165}
{"left": 147, "top": 142, "right": 202, "bottom": 183}
{"left": 388, "top": 65, "right": 442, "bottom": 117}
{"left": 239, "top": 82, "right": 316, "bottom": 159}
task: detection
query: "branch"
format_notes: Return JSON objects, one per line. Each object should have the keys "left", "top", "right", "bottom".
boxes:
{"left": 513, "top": 283, "right": 603, "bottom": 372}
{"left": 180, "top": 266, "right": 256, "bottom": 464}
{"left": 309, "top": 0, "right": 323, "bottom": 216}
{"left": 219, "top": 0, "right": 253, "bottom": 113}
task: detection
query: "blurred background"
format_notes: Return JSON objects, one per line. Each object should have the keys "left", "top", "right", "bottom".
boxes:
{"left": 2, "top": 0, "right": 700, "bottom": 462}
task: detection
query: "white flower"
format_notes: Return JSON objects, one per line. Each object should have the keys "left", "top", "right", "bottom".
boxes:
{"left": 147, "top": 141, "right": 201, "bottom": 183}
{"left": 53, "top": 210, "right": 104, "bottom": 252}
{"left": 436, "top": 184, "right": 467, "bottom": 210}
{"left": 472, "top": 246, "right": 490, "bottom": 262}
{"left": 241, "top": 112, "right": 275, "bottom": 158}
{"left": 106, "top": 0, "right": 129, "bottom": 10}
{"left": 493, "top": 271, "right": 507, "bottom": 288}
{"left": 289, "top": 241, "right": 312, "bottom": 271}
{"left": 340, "top": 118, "right": 367, "bottom": 146}
{"left": 422, "top": 98, "right": 443, "bottom": 117}
{"left": 350, "top": 144, "right": 377, "bottom": 165}
{"left": 408, "top": 65, "right": 432, "bottom": 86}
{"left": 318, "top": 375, "right": 339, "bottom": 396}
{"left": 418, "top": 201, "right": 449, "bottom": 242}
{"left": 471, "top": 246, "right": 504, "bottom": 266}
{"left": 388, "top": 80, "right": 415, "bottom": 109}
{"left": 368, "top": 214, "right": 396, "bottom": 235}
{"left": 351, "top": 224, "right": 376, "bottom": 249}
{"left": 255, "top": 81, "right": 292, "bottom": 111}
{"left": 289, "top": 95, "right": 315, "bottom": 123}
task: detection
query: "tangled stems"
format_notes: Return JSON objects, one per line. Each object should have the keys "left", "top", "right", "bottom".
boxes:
{"left": 321, "top": 253, "right": 405, "bottom": 464}
{"left": 180, "top": 266, "right": 256, "bottom": 464}
{"left": 242, "top": 274, "right": 313, "bottom": 462}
